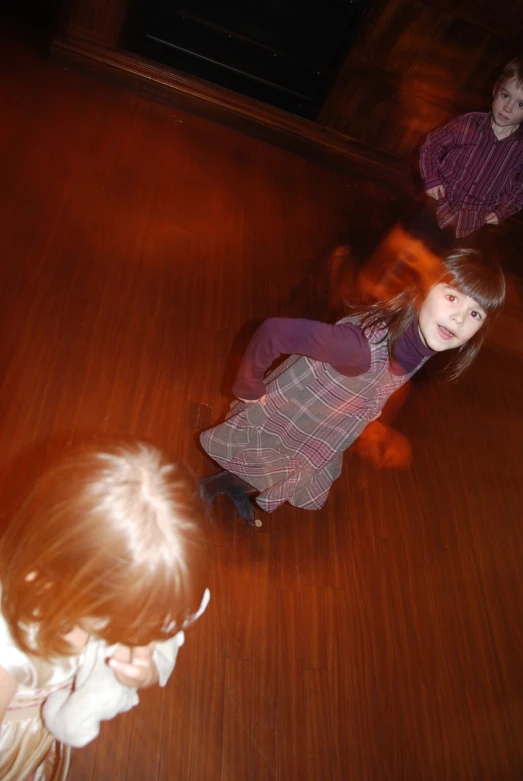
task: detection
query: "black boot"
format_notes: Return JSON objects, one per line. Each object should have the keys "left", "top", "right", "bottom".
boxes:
{"left": 198, "top": 471, "right": 257, "bottom": 527}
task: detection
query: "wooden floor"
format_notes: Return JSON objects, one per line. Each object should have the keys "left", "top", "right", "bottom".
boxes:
{"left": 2, "top": 19, "right": 523, "bottom": 781}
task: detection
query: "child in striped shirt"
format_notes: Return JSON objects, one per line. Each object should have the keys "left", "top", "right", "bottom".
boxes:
{"left": 418, "top": 56, "right": 523, "bottom": 242}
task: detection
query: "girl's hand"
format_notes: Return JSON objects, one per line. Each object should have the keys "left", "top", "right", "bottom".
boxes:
{"left": 108, "top": 643, "right": 159, "bottom": 689}
{"left": 351, "top": 421, "right": 412, "bottom": 469}
{"left": 238, "top": 395, "right": 267, "bottom": 406}
{"left": 379, "top": 429, "right": 412, "bottom": 469}
{"left": 425, "top": 184, "right": 445, "bottom": 201}
{"left": 485, "top": 212, "right": 500, "bottom": 225}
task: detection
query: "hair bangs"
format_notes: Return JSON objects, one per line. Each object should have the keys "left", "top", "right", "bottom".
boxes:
{"left": 441, "top": 249, "right": 506, "bottom": 318}
{"left": 501, "top": 56, "right": 523, "bottom": 89}
{"left": 92, "top": 549, "right": 206, "bottom": 648}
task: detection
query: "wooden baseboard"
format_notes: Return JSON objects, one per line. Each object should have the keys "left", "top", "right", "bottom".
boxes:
{"left": 51, "top": 35, "right": 411, "bottom": 190}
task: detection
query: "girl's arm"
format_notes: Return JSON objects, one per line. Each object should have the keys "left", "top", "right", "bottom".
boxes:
{"left": 232, "top": 318, "right": 371, "bottom": 401}
{"left": 0, "top": 664, "right": 18, "bottom": 723}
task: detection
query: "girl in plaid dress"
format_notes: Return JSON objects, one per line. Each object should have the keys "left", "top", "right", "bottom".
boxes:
{"left": 199, "top": 247, "right": 505, "bottom": 524}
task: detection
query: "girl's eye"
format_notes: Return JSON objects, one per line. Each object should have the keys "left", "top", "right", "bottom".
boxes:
{"left": 471, "top": 311, "right": 482, "bottom": 320}
{"left": 519, "top": 103, "right": 523, "bottom": 109}
{"left": 446, "top": 294, "right": 457, "bottom": 303}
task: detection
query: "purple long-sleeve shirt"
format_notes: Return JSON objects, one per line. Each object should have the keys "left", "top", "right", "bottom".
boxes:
{"left": 232, "top": 317, "right": 435, "bottom": 400}
{"left": 419, "top": 112, "right": 523, "bottom": 237}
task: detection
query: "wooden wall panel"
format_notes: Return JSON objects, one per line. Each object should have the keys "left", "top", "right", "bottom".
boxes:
{"left": 319, "top": 0, "right": 523, "bottom": 160}
{"left": 433, "top": 0, "right": 523, "bottom": 32}
{"left": 350, "top": 0, "right": 441, "bottom": 77}
{"left": 54, "top": 0, "right": 523, "bottom": 179}
{"left": 60, "top": 0, "right": 129, "bottom": 48}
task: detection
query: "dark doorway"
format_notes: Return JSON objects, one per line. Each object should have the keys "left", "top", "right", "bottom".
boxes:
{"left": 126, "top": 1, "right": 369, "bottom": 119}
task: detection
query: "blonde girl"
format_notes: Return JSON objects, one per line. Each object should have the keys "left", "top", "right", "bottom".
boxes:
{"left": 0, "top": 441, "right": 208, "bottom": 780}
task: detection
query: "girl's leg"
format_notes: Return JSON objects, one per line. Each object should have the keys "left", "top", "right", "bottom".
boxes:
{"left": 198, "top": 471, "right": 257, "bottom": 526}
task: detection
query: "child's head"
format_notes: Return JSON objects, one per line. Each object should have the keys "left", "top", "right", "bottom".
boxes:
{"left": 0, "top": 442, "right": 209, "bottom": 659}
{"left": 417, "top": 248, "right": 506, "bottom": 376}
{"left": 352, "top": 242, "right": 505, "bottom": 380}
{"left": 492, "top": 57, "right": 523, "bottom": 131}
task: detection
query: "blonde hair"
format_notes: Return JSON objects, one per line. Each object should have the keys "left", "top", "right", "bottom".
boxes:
{"left": 0, "top": 442, "right": 208, "bottom": 659}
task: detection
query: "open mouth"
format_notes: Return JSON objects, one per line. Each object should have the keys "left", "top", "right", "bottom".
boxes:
{"left": 437, "top": 325, "right": 455, "bottom": 340}
{"left": 499, "top": 113, "right": 509, "bottom": 121}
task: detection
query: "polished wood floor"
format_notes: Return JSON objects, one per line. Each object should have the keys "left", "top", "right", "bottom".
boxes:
{"left": 1, "top": 19, "right": 523, "bottom": 781}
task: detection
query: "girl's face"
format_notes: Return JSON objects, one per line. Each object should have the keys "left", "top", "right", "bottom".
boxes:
{"left": 418, "top": 283, "right": 486, "bottom": 351}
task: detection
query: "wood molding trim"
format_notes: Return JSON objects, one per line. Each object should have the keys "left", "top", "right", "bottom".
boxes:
{"left": 50, "top": 35, "right": 411, "bottom": 191}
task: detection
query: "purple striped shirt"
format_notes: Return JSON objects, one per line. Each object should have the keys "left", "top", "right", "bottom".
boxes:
{"left": 419, "top": 112, "right": 523, "bottom": 237}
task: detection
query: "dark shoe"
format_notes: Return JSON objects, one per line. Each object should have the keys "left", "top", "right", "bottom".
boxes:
{"left": 198, "top": 471, "right": 257, "bottom": 526}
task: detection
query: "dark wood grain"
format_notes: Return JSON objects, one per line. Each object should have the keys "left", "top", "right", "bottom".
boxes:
{"left": 189, "top": 544, "right": 229, "bottom": 780}
{"left": 251, "top": 533, "right": 279, "bottom": 781}
{"left": 222, "top": 658, "right": 253, "bottom": 781}
{"left": 277, "top": 590, "right": 307, "bottom": 781}
{"left": 157, "top": 620, "right": 200, "bottom": 780}
{"left": 303, "top": 668, "right": 334, "bottom": 781}
{"left": 225, "top": 523, "right": 254, "bottom": 662}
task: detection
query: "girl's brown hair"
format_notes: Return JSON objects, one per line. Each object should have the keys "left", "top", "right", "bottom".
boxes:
{"left": 0, "top": 442, "right": 209, "bottom": 659}
{"left": 348, "top": 246, "right": 506, "bottom": 380}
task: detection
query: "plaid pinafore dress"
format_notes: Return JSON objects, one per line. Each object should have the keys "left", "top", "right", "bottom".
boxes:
{"left": 200, "top": 319, "right": 427, "bottom": 512}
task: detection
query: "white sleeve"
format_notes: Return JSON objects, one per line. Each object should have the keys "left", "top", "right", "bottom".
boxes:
{"left": 153, "top": 588, "right": 211, "bottom": 687}
{"left": 184, "top": 588, "right": 211, "bottom": 628}
{"left": 43, "top": 640, "right": 139, "bottom": 748}
{"left": 153, "top": 631, "right": 185, "bottom": 687}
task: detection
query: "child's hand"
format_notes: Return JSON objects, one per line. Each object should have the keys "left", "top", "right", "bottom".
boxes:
{"left": 238, "top": 395, "right": 267, "bottom": 406}
{"left": 351, "top": 421, "right": 412, "bottom": 470}
{"left": 378, "top": 429, "right": 412, "bottom": 469}
{"left": 108, "top": 643, "right": 159, "bottom": 689}
{"left": 485, "top": 212, "right": 500, "bottom": 225}
{"left": 425, "top": 185, "right": 445, "bottom": 201}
